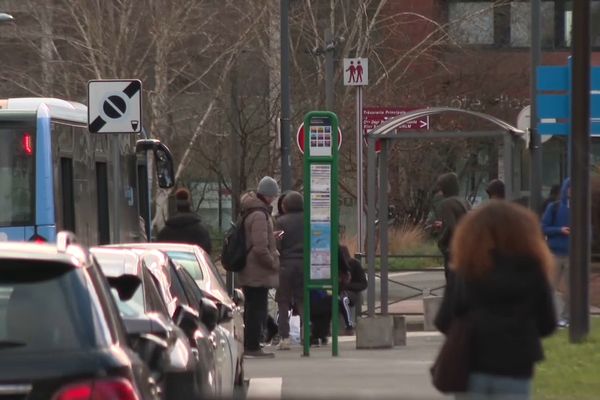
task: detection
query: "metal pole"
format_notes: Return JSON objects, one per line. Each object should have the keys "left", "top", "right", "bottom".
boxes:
{"left": 228, "top": 61, "right": 241, "bottom": 296}
{"left": 356, "top": 86, "right": 364, "bottom": 254}
{"left": 503, "top": 134, "right": 514, "bottom": 200}
{"left": 280, "top": 0, "right": 293, "bottom": 191}
{"left": 379, "top": 140, "right": 389, "bottom": 315}
{"left": 569, "top": 0, "right": 591, "bottom": 343}
{"left": 529, "top": 0, "right": 543, "bottom": 212}
{"left": 366, "top": 136, "right": 377, "bottom": 317}
{"left": 142, "top": 127, "right": 152, "bottom": 242}
{"left": 325, "top": 28, "right": 334, "bottom": 111}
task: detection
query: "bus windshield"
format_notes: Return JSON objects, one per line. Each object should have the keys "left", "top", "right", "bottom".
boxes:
{"left": 0, "top": 127, "right": 35, "bottom": 226}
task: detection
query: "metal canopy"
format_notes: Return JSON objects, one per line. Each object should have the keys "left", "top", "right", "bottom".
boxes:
{"left": 365, "top": 107, "right": 523, "bottom": 318}
{"left": 368, "top": 107, "right": 526, "bottom": 139}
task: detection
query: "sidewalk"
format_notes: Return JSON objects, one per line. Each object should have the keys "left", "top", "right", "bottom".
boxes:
{"left": 245, "top": 333, "right": 449, "bottom": 400}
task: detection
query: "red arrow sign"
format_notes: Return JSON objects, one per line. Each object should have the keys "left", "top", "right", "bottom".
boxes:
{"left": 296, "top": 123, "right": 342, "bottom": 154}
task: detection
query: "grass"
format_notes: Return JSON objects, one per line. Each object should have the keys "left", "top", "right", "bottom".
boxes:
{"left": 343, "top": 225, "right": 443, "bottom": 271}
{"left": 534, "top": 318, "right": 600, "bottom": 400}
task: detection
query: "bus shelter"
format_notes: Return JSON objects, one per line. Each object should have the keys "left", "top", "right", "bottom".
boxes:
{"left": 364, "top": 107, "right": 526, "bottom": 316}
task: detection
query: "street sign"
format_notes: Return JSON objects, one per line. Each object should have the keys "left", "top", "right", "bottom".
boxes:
{"left": 363, "top": 107, "right": 430, "bottom": 153}
{"left": 343, "top": 58, "right": 368, "bottom": 86}
{"left": 296, "top": 122, "right": 342, "bottom": 154}
{"left": 535, "top": 61, "right": 600, "bottom": 135}
{"left": 88, "top": 79, "right": 142, "bottom": 133}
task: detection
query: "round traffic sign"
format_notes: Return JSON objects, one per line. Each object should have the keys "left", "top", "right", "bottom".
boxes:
{"left": 296, "top": 123, "right": 342, "bottom": 154}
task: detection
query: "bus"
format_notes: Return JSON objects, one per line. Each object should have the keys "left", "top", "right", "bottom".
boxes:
{"left": 0, "top": 97, "right": 173, "bottom": 245}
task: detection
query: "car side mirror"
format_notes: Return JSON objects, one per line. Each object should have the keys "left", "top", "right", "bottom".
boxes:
{"left": 218, "top": 303, "right": 234, "bottom": 324}
{"left": 107, "top": 274, "right": 142, "bottom": 301}
{"left": 123, "top": 314, "right": 169, "bottom": 371}
{"left": 233, "top": 288, "right": 244, "bottom": 307}
{"left": 135, "top": 139, "right": 175, "bottom": 189}
{"left": 173, "top": 304, "right": 200, "bottom": 338}
{"left": 200, "top": 298, "right": 219, "bottom": 332}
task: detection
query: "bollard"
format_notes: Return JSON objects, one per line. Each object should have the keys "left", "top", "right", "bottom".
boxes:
{"left": 392, "top": 315, "right": 407, "bottom": 346}
{"left": 423, "top": 296, "right": 442, "bottom": 331}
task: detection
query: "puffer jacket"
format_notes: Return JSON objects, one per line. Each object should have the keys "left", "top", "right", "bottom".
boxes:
{"left": 236, "top": 192, "right": 279, "bottom": 288}
{"left": 436, "top": 172, "right": 470, "bottom": 254}
{"left": 275, "top": 191, "right": 304, "bottom": 261}
{"left": 541, "top": 178, "right": 570, "bottom": 256}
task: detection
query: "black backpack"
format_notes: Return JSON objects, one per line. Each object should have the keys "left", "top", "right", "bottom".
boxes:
{"left": 221, "top": 208, "right": 269, "bottom": 272}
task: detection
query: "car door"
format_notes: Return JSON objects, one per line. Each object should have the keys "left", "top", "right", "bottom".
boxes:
{"left": 174, "top": 264, "right": 235, "bottom": 395}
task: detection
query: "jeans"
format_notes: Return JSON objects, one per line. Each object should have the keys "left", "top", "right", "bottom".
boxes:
{"left": 455, "top": 373, "right": 531, "bottom": 400}
{"left": 242, "top": 286, "right": 269, "bottom": 351}
{"left": 554, "top": 256, "right": 570, "bottom": 321}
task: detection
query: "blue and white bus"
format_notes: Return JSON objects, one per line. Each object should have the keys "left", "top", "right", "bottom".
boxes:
{"left": 0, "top": 97, "right": 173, "bottom": 245}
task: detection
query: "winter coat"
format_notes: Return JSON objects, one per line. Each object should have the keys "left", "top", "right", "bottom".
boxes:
{"left": 541, "top": 179, "right": 570, "bottom": 256}
{"left": 157, "top": 212, "right": 212, "bottom": 255}
{"left": 274, "top": 192, "right": 304, "bottom": 303}
{"left": 435, "top": 173, "right": 470, "bottom": 254}
{"left": 236, "top": 192, "right": 279, "bottom": 288}
{"left": 275, "top": 192, "right": 304, "bottom": 261}
{"left": 345, "top": 258, "right": 367, "bottom": 293}
{"left": 435, "top": 253, "right": 556, "bottom": 379}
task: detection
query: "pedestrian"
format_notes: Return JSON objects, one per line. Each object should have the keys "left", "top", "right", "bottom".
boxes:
{"left": 339, "top": 245, "right": 367, "bottom": 335}
{"left": 157, "top": 188, "right": 212, "bottom": 255}
{"left": 541, "top": 178, "right": 571, "bottom": 328}
{"left": 434, "top": 172, "right": 470, "bottom": 283}
{"left": 540, "top": 184, "right": 561, "bottom": 216}
{"left": 236, "top": 177, "right": 280, "bottom": 358}
{"left": 434, "top": 201, "right": 556, "bottom": 399}
{"left": 274, "top": 191, "right": 305, "bottom": 350}
{"left": 485, "top": 179, "right": 505, "bottom": 200}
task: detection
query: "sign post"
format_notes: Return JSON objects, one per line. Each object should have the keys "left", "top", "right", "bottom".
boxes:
{"left": 303, "top": 111, "right": 340, "bottom": 357}
{"left": 343, "top": 58, "right": 368, "bottom": 255}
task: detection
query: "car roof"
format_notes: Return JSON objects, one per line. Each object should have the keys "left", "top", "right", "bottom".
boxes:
{"left": 106, "top": 242, "right": 204, "bottom": 254}
{"left": 0, "top": 241, "right": 89, "bottom": 268}
{"left": 90, "top": 247, "right": 142, "bottom": 278}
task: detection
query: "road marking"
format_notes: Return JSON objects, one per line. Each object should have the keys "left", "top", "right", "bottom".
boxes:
{"left": 247, "top": 377, "right": 282, "bottom": 399}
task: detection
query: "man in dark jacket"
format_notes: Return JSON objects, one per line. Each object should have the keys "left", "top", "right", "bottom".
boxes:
{"left": 435, "top": 173, "right": 470, "bottom": 282}
{"left": 486, "top": 179, "right": 505, "bottom": 200}
{"left": 274, "top": 191, "right": 304, "bottom": 350}
{"left": 541, "top": 178, "right": 571, "bottom": 327}
{"left": 157, "top": 188, "right": 212, "bottom": 255}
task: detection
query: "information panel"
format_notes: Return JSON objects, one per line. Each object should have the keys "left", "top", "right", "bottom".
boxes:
{"left": 309, "top": 116, "right": 333, "bottom": 157}
{"left": 310, "top": 164, "right": 331, "bottom": 280}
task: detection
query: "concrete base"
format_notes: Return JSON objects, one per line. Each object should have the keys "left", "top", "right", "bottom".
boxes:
{"left": 392, "top": 315, "right": 407, "bottom": 346}
{"left": 356, "top": 315, "right": 394, "bottom": 349}
{"left": 423, "top": 296, "right": 442, "bottom": 331}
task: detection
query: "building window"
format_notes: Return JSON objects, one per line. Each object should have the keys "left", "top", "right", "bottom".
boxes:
{"left": 448, "top": 0, "right": 600, "bottom": 49}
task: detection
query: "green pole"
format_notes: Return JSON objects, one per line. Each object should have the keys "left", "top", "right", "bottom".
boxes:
{"left": 302, "top": 111, "right": 340, "bottom": 357}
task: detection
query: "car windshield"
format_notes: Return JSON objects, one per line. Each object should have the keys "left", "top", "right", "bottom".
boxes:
{"left": 0, "top": 260, "right": 111, "bottom": 353}
{"left": 0, "top": 127, "right": 35, "bottom": 227}
{"left": 165, "top": 250, "right": 204, "bottom": 281}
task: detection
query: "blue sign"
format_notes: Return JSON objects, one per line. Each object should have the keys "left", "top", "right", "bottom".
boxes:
{"left": 536, "top": 59, "right": 600, "bottom": 136}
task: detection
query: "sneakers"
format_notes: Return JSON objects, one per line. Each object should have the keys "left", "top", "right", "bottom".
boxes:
{"left": 244, "top": 349, "right": 275, "bottom": 359}
{"left": 558, "top": 319, "right": 570, "bottom": 328}
{"left": 278, "top": 338, "right": 291, "bottom": 350}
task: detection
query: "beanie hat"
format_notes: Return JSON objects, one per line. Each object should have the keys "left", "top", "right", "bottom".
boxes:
{"left": 175, "top": 188, "right": 192, "bottom": 211}
{"left": 257, "top": 176, "right": 279, "bottom": 198}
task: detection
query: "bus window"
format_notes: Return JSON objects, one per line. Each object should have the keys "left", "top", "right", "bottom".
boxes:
{"left": 96, "top": 162, "right": 110, "bottom": 244}
{"left": 60, "top": 158, "right": 75, "bottom": 232}
{"left": 0, "top": 128, "right": 35, "bottom": 227}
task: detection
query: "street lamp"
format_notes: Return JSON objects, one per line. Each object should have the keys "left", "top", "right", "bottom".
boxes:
{"left": 0, "top": 13, "right": 14, "bottom": 22}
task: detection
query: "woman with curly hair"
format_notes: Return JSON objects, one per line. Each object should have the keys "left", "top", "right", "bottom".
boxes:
{"left": 434, "top": 201, "right": 557, "bottom": 399}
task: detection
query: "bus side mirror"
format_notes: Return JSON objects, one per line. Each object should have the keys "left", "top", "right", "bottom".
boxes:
{"left": 136, "top": 139, "right": 175, "bottom": 189}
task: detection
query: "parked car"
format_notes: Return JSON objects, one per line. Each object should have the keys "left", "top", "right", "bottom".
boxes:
{"left": 107, "top": 243, "right": 245, "bottom": 391}
{"left": 91, "top": 247, "right": 218, "bottom": 399}
{"left": 0, "top": 232, "right": 160, "bottom": 400}
{"left": 112, "top": 247, "right": 237, "bottom": 397}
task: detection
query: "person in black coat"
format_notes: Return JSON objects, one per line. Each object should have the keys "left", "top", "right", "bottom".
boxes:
{"left": 434, "top": 201, "right": 556, "bottom": 399}
{"left": 157, "top": 188, "right": 212, "bottom": 255}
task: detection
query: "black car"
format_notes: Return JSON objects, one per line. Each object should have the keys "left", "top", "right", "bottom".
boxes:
{"left": 0, "top": 233, "right": 159, "bottom": 400}
{"left": 91, "top": 247, "right": 219, "bottom": 399}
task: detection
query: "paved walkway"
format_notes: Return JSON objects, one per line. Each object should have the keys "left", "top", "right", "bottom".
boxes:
{"left": 245, "top": 333, "right": 449, "bottom": 400}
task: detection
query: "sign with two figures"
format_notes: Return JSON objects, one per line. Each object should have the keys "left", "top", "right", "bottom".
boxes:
{"left": 343, "top": 58, "right": 368, "bottom": 86}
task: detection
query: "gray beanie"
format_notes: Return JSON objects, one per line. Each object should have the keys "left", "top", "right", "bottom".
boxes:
{"left": 257, "top": 176, "right": 279, "bottom": 197}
